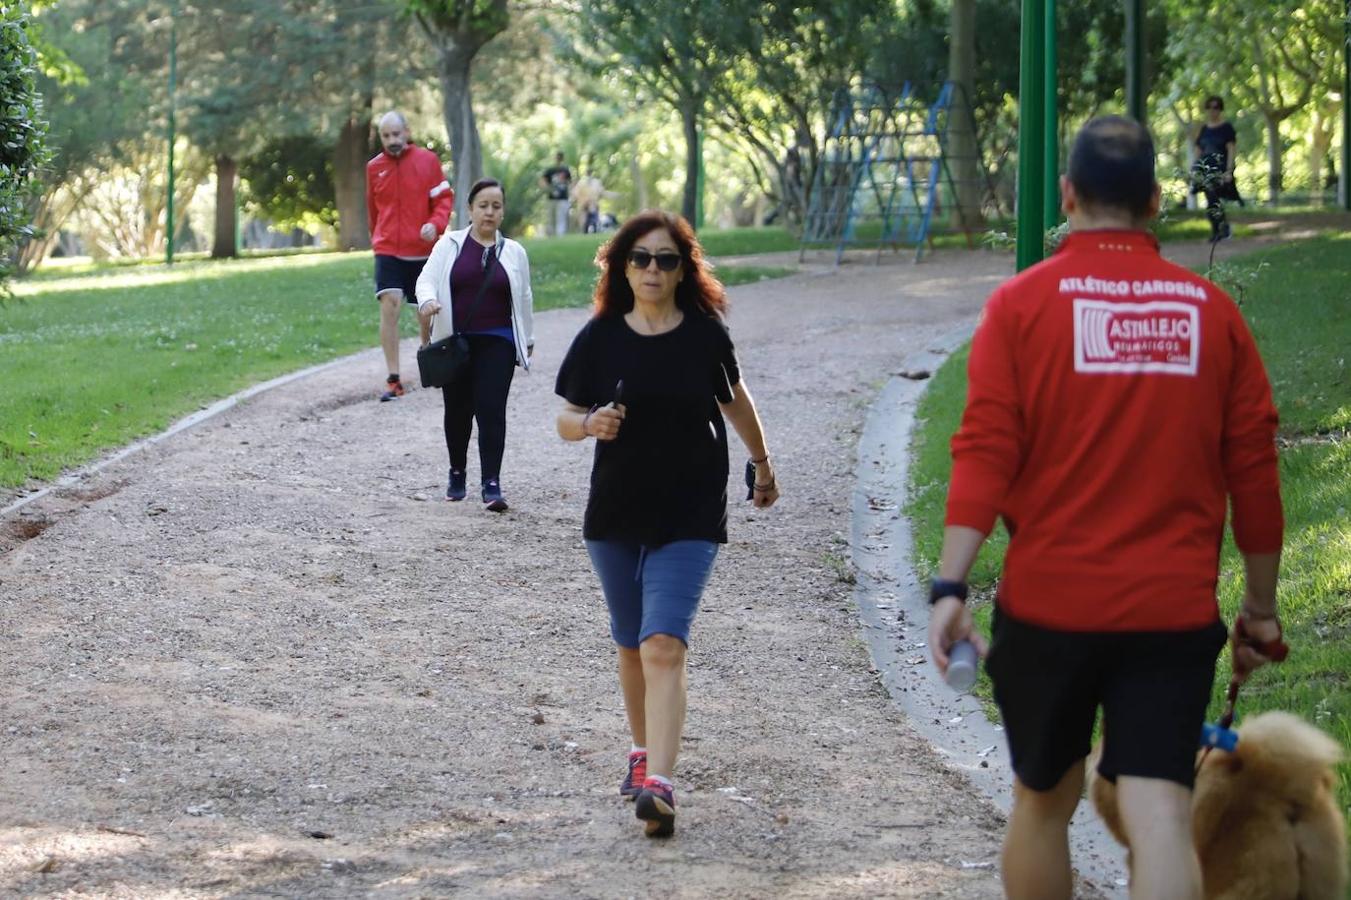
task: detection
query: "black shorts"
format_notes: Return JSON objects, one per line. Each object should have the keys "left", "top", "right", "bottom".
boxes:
{"left": 986, "top": 605, "right": 1227, "bottom": 791}
{"left": 374, "top": 255, "right": 426, "bottom": 304}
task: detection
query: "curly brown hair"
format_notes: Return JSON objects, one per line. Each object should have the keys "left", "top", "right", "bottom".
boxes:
{"left": 591, "top": 210, "right": 728, "bottom": 320}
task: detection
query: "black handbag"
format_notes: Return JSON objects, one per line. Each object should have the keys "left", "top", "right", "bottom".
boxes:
{"left": 417, "top": 244, "right": 501, "bottom": 389}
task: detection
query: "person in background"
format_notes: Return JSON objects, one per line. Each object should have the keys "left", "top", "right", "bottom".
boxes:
{"left": 366, "top": 111, "right": 453, "bottom": 401}
{"left": 573, "top": 175, "right": 611, "bottom": 234}
{"left": 416, "top": 178, "right": 534, "bottom": 511}
{"left": 930, "top": 116, "right": 1284, "bottom": 899}
{"left": 1192, "top": 95, "right": 1242, "bottom": 243}
{"left": 555, "top": 210, "right": 780, "bottom": 839}
{"left": 541, "top": 151, "right": 573, "bottom": 236}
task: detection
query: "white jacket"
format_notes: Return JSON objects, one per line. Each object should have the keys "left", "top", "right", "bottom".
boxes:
{"left": 415, "top": 227, "right": 535, "bottom": 370}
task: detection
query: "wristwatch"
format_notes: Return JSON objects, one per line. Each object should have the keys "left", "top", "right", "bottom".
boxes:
{"left": 929, "top": 578, "right": 969, "bottom": 605}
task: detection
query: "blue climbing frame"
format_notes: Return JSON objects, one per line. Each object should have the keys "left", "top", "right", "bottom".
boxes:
{"left": 799, "top": 81, "right": 997, "bottom": 264}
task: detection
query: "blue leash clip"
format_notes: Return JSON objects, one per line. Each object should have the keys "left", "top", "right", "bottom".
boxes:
{"left": 1200, "top": 721, "right": 1239, "bottom": 753}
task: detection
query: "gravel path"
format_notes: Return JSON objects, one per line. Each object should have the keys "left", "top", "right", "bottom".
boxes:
{"left": 0, "top": 235, "right": 1262, "bottom": 897}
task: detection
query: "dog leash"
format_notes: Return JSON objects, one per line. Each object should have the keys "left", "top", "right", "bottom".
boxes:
{"left": 1196, "top": 617, "right": 1290, "bottom": 773}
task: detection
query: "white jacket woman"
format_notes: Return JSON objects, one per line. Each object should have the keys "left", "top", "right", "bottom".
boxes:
{"left": 414, "top": 179, "right": 534, "bottom": 511}
{"left": 416, "top": 226, "right": 535, "bottom": 370}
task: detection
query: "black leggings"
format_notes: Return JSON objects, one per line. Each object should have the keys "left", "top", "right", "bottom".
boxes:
{"left": 1203, "top": 186, "right": 1228, "bottom": 234}
{"left": 442, "top": 335, "right": 516, "bottom": 482}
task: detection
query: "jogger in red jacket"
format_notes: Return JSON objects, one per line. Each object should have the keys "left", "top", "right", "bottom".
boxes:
{"left": 366, "top": 111, "right": 453, "bottom": 400}
{"left": 929, "top": 116, "right": 1285, "bottom": 899}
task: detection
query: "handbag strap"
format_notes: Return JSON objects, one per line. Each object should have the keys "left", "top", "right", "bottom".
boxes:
{"left": 445, "top": 241, "right": 502, "bottom": 337}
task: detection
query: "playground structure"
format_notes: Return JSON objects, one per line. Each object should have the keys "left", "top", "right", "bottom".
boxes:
{"left": 799, "top": 81, "right": 1000, "bottom": 264}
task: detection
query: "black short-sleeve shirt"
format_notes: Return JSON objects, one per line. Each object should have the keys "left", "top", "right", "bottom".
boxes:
{"left": 556, "top": 311, "right": 741, "bottom": 547}
{"left": 1195, "top": 122, "right": 1236, "bottom": 163}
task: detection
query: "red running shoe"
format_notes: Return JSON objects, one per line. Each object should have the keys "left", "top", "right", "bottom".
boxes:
{"left": 635, "top": 777, "right": 675, "bottom": 837}
{"left": 379, "top": 375, "right": 405, "bottom": 401}
{"left": 620, "top": 750, "right": 646, "bottom": 800}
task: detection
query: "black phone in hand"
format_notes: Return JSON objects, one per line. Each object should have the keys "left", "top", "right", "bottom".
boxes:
{"left": 745, "top": 459, "right": 756, "bottom": 500}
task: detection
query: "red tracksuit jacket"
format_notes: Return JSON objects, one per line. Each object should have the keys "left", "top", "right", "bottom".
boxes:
{"left": 366, "top": 144, "right": 453, "bottom": 258}
{"left": 946, "top": 230, "right": 1282, "bottom": 631}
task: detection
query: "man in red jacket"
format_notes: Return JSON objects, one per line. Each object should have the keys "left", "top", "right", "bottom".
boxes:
{"left": 367, "top": 111, "right": 453, "bottom": 401}
{"left": 928, "top": 116, "right": 1285, "bottom": 899}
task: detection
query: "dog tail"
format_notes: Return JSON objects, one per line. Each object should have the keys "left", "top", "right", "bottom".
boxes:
{"left": 1237, "top": 710, "right": 1344, "bottom": 773}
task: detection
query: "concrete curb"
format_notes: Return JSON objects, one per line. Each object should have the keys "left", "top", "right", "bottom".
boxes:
{"left": 850, "top": 325, "right": 1130, "bottom": 898}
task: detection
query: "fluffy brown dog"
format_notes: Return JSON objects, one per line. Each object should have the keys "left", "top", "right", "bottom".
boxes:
{"left": 1089, "top": 711, "right": 1348, "bottom": 899}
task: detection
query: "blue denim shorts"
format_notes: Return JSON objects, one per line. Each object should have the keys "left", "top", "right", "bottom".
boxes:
{"left": 585, "top": 539, "right": 719, "bottom": 648}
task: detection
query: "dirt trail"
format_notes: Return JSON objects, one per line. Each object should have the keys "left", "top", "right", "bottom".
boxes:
{"left": 1, "top": 249, "right": 1019, "bottom": 898}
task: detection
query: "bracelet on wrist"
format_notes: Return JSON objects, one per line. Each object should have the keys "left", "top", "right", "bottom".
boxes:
{"left": 750, "top": 454, "right": 769, "bottom": 465}
{"left": 582, "top": 405, "right": 598, "bottom": 437}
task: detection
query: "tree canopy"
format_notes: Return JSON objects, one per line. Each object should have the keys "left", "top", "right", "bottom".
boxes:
{"left": 10, "top": 0, "right": 1347, "bottom": 266}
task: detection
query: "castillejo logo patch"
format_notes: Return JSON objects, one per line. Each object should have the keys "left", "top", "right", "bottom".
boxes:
{"left": 1073, "top": 299, "right": 1200, "bottom": 375}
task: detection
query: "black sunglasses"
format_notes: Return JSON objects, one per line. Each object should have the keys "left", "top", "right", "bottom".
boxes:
{"left": 628, "top": 250, "right": 682, "bottom": 271}
{"left": 1205, "top": 104, "right": 1221, "bottom": 110}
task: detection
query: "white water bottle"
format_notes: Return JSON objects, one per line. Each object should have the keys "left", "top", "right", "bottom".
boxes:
{"left": 945, "top": 639, "right": 979, "bottom": 693}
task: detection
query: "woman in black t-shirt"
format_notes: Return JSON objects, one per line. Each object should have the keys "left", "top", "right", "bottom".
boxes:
{"left": 555, "top": 210, "right": 779, "bottom": 838}
{"left": 1192, "top": 95, "right": 1242, "bottom": 242}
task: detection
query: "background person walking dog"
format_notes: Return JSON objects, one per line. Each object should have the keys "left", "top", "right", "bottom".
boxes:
{"left": 928, "top": 116, "right": 1285, "bottom": 899}
{"left": 555, "top": 210, "right": 779, "bottom": 839}
{"left": 367, "top": 111, "right": 453, "bottom": 401}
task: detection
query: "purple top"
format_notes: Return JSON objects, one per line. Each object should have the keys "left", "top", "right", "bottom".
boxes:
{"left": 450, "top": 236, "right": 514, "bottom": 337}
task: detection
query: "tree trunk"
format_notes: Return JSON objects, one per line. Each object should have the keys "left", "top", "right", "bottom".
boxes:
{"left": 681, "top": 98, "right": 700, "bottom": 226}
{"left": 1263, "top": 113, "right": 1283, "bottom": 203}
{"left": 333, "top": 113, "right": 372, "bottom": 251}
{"left": 947, "top": 0, "right": 984, "bottom": 227}
{"left": 437, "top": 47, "right": 482, "bottom": 229}
{"left": 211, "top": 154, "right": 239, "bottom": 259}
{"left": 630, "top": 152, "right": 649, "bottom": 211}
{"left": 1309, "top": 106, "right": 1334, "bottom": 205}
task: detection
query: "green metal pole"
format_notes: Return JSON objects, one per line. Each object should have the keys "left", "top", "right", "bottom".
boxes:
{"left": 1043, "top": 0, "right": 1059, "bottom": 227}
{"left": 165, "top": 0, "right": 177, "bottom": 265}
{"left": 1125, "top": 0, "right": 1146, "bottom": 123}
{"left": 1342, "top": 0, "right": 1349, "bottom": 210}
{"left": 1016, "top": 0, "right": 1046, "bottom": 271}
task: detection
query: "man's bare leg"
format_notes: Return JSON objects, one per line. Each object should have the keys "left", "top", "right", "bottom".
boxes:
{"left": 379, "top": 290, "right": 403, "bottom": 377}
{"left": 1002, "top": 764, "right": 1084, "bottom": 900}
{"left": 1117, "top": 775, "right": 1201, "bottom": 899}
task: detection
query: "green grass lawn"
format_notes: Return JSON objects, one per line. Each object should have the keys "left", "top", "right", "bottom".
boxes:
{"left": 1, "top": 231, "right": 794, "bottom": 489}
{"left": 906, "top": 232, "right": 1351, "bottom": 809}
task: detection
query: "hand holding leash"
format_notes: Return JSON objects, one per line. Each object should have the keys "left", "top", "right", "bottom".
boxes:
{"left": 1198, "top": 612, "right": 1289, "bottom": 770}
{"left": 1231, "top": 611, "right": 1288, "bottom": 685}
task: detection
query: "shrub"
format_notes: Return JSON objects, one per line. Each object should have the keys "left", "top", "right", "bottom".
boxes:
{"left": 1, "top": 2, "right": 50, "bottom": 292}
